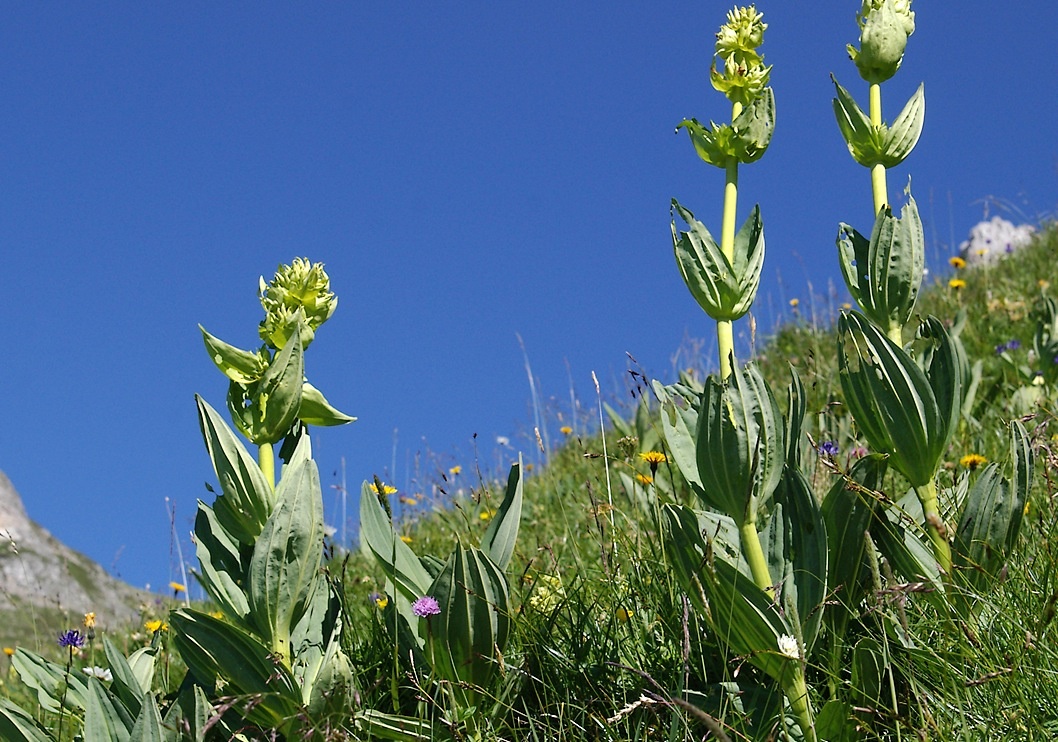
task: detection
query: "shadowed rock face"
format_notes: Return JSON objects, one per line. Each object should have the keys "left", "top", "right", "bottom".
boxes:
{"left": 0, "top": 470, "right": 149, "bottom": 647}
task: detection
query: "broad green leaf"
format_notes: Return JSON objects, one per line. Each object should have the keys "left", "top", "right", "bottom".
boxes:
{"left": 103, "top": 636, "right": 149, "bottom": 719}
{"left": 251, "top": 324, "right": 305, "bottom": 444}
{"left": 850, "top": 637, "right": 885, "bottom": 709}
{"left": 652, "top": 378, "right": 704, "bottom": 493}
{"left": 671, "top": 199, "right": 764, "bottom": 322}
{"left": 170, "top": 609, "right": 302, "bottom": 730}
{"left": 425, "top": 545, "right": 511, "bottom": 701}
{"left": 871, "top": 492, "right": 945, "bottom": 607}
{"left": 359, "top": 481, "right": 433, "bottom": 602}
{"left": 247, "top": 456, "right": 325, "bottom": 661}
{"left": 192, "top": 502, "right": 251, "bottom": 623}
{"left": 836, "top": 222, "right": 869, "bottom": 310}
{"left": 129, "top": 695, "right": 166, "bottom": 742}
{"left": 821, "top": 454, "right": 888, "bottom": 627}
{"left": 482, "top": 459, "right": 523, "bottom": 572}
{"left": 773, "top": 468, "right": 828, "bottom": 652}
{"left": 290, "top": 574, "right": 354, "bottom": 715}
{"left": 696, "top": 361, "right": 784, "bottom": 524}
{"left": 196, "top": 395, "right": 274, "bottom": 544}
{"left": 915, "top": 316, "right": 968, "bottom": 456}
{"left": 11, "top": 648, "right": 89, "bottom": 712}
{"left": 838, "top": 311, "right": 943, "bottom": 487}
{"left": 732, "top": 86, "right": 775, "bottom": 163}
{"left": 199, "top": 325, "right": 267, "bottom": 384}
{"left": 355, "top": 709, "right": 434, "bottom": 741}
{"left": 298, "top": 382, "right": 356, "bottom": 427}
{"left": 0, "top": 698, "right": 52, "bottom": 742}
{"left": 832, "top": 76, "right": 881, "bottom": 166}
{"left": 677, "top": 117, "right": 734, "bottom": 168}
{"left": 84, "top": 677, "right": 133, "bottom": 742}
{"left": 784, "top": 367, "right": 807, "bottom": 470}
{"left": 882, "top": 84, "right": 925, "bottom": 165}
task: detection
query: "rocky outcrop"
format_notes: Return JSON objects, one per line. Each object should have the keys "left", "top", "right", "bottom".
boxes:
{"left": 0, "top": 470, "right": 148, "bottom": 647}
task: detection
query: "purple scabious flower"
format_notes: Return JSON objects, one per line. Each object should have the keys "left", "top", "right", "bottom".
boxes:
{"left": 412, "top": 596, "right": 441, "bottom": 618}
{"left": 58, "top": 630, "right": 86, "bottom": 649}
{"left": 817, "top": 441, "right": 839, "bottom": 457}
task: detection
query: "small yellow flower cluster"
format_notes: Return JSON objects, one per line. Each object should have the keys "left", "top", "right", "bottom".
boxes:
{"left": 528, "top": 574, "right": 566, "bottom": 613}
{"left": 83, "top": 612, "right": 96, "bottom": 629}
{"left": 479, "top": 509, "right": 497, "bottom": 522}
{"left": 959, "top": 453, "right": 987, "bottom": 471}
{"left": 560, "top": 426, "right": 573, "bottom": 436}
{"left": 400, "top": 535, "right": 413, "bottom": 544}
{"left": 145, "top": 620, "right": 167, "bottom": 634}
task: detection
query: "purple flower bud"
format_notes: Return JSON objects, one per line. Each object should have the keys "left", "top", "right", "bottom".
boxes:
{"left": 412, "top": 596, "right": 441, "bottom": 618}
{"left": 818, "top": 441, "right": 839, "bottom": 457}
{"left": 58, "top": 630, "right": 86, "bottom": 649}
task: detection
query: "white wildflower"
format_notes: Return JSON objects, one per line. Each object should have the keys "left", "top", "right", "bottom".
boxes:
{"left": 778, "top": 634, "right": 801, "bottom": 660}
{"left": 82, "top": 666, "right": 113, "bottom": 682}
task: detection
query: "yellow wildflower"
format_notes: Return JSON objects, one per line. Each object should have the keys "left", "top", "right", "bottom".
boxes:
{"left": 528, "top": 574, "right": 565, "bottom": 613}
{"left": 144, "top": 620, "right": 167, "bottom": 633}
{"left": 370, "top": 483, "right": 398, "bottom": 496}
{"left": 82, "top": 612, "right": 96, "bottom": 629}
{"left": 449, "top": 465, "right": 462, "bottom": 476}
{"left": 1024, "top": 500, "right": 1032, "bottom": 517}
{"left": 789, "top": 298, "right": 800, "bottom": 308}
{"left": 949, "top": 256, "right": 967, "bottom": 269}
{"left": 480, "top": 509, "right": 497, "bottom": 522}
{"left": 560, "top": 426, "right": 573, "bottom": 435}
{"left": 398, "top": 495, "right": 419, "bottom": 506}
{"left": 400, "top": 535, "right": 413, "bottom": 544}
{"left": 616, "top": 608, "right": 634, "bottom": 623}
{"left": 638, "top": 451, "right": 667, "bottom": 465}
{"left": 635, "top": 473, "right": 653, "bottom": 486}
{"left": 959, "top": 453, "right": 987, "bottom": 471}
{"left": 169, "top": 582, "right": 187, "bottom": 594}
{"left": 374, "top": 594, "right": 389, "bottom": 609}
{"left": 949, "top": 278, "right": 967, "bottom": 290}
{"left": 2, "top": 647, "right": 14, "bottom": 657}
{"left": 1039, "top": 279, "right": 1050, "bottom": 290}
{"left": 841, "top": 302, "right": 852, "bottom": 311}
{"left": 208, "top": 611, "right": 224, "bottom": 620}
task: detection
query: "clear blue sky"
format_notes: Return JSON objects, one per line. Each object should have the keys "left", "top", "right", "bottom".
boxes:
{"left": 3, "top": 3, "right": 1055, "bottom": 594}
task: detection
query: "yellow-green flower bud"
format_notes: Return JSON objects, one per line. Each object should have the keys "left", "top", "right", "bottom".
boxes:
{"left": 710, "top": 56, "right": 772, "bottom": 108}
{"left": 848, "top": 0, "right": 915, "bottom": 84}
{"left": 715, "top": 5, "right": 766, "bottom": 65}
{"left": 259, "top": 257, "right": 337, "bottom": 350}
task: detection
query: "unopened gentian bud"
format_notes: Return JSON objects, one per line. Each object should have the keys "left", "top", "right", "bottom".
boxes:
{"left": 848, "top": 0, "right": 915, "bottom": 84}
{"left": 259, "top": 257, "right": 338, "bottom": 350}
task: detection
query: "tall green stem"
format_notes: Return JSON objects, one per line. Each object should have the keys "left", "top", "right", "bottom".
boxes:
{"left": 868, "top": 83, "right": 888, "bottom": 216}
{"left": 717, "top": 101, "right": 742, "bottom": 381}
{"left": 784, "top": 668, "right": 818, "bottom": 742}
{"left": 738, "top": 518, "right": 775, "bottom": 599}
{"left": 259, "top": 442, "right": 276, "bottom": 491}
{"left": 915, "top": 479, "right": 952, "bottom": 577}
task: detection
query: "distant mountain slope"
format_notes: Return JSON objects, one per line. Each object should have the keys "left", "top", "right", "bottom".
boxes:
{"left": 0, "top": 470, "right": 148, "bottom": 650}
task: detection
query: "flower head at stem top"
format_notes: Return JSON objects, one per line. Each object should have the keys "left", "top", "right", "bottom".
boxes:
{"left": 412, "top": 596, "right": 441, "bottom": 618}
{"left": 817, "top": 441, "right": 840, "bottom": 458}
{"left": 638, "top": 450, "right": 667, "bottom": 476}
{"left": 58, "top": 630, "right": 86, "bottom": 650}
{"left": 259, "top": 257, "right": 337, "bottom": 350}
{"left": 777, "top": 634, "right": 801, "bottom": 660}
{"left": 711, "top": 5, "right": 771, "bottom": 107}
{"left": 848, "top": 0, "right": 915, "bottom": 84}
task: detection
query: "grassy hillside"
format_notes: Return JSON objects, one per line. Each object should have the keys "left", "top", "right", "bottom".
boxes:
{"left": 341, "top": 224, "right": 1058, "bottom": 739}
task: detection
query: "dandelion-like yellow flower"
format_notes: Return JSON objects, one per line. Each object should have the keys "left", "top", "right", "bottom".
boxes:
{"left": 169, "top": 582, "right": 187, "bottom": 594}
{"left": 949, "top": 256, "right": 967, "bottom": 269}
{"left": 398, "top": 495, "right": 419, "bottom": 506}
{"left": 82, "top": 612, "right": 96, "bottom": 629}
{"left": 560, "top": 426, "right": 573, "bottom": 435}
{"left": 841, "top": 302, "right": 853, "bottom": 311}
{"left": 144, "top": 620, "right": 167, "bottom": 633}
{"left": 635, "top": 473, "right": 653, "bottom": 486}
{"left": 638, "top": 451, "right": 667, "bottom": 466}
{"left": 949, "top": 278, "right": 967, "bottom": 290}
{"left": 208, "top": 610, "right": 224, "bottom": 620}
{"left": 616, "top": 607, "right": 634, "bottom": 623}
{"left": 479, "top": 509, "right": 496, "bottom": 522}
{"left": 400, "top": 535, "right": 413, "bottom": 544}
{"left": 789, "top": 298, "right": 800, "bottom": 308}
{"left": 449, "top": 465, "right": 462, "bottom": 476}
{"left": 959, "top": 453, "right": 987, "bottom": 471}
{"left": 2, "top": 647, "right": 14, "bottom": 657}
{"left": 370, "top": 483, "right": 398, "bottom": 496}
{"left": 374, "top": 595, "right": 389, "bottom": 609}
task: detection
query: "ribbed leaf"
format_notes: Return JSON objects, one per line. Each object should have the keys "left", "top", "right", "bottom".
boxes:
{"left": 196, "top": 395, "right": 273, "bottom": 544}
{"left": 832, "top": 76, "right": 881, "bottom": 166}
{"left": 355, "top": 710, "right": 434, "bottom": 741}
{"left": 915, "top": 316, "right": 968, "bottom": 456}
{"left": 0, "top": 698, "right": 52, "bottom": 742}
{"left": 129, "top": 695, "right": 166, "bottom": 742}
{"left": 192, "top": 502, "right": 251, "bottom": 624}
{"left": 671, "top": 199, "right": 763, "bottom": 322}
{"left": 247, "top": 455, "right": 325, "bottom": 661}
{"left": 882, "top": 84, "right": 925, "bottom": 165}
{"left": 199, "top": 325, "right": 266, "bottom": 384}
{"left": 866, "top": 195, "right": 924, "bottom": 331}
{"left": 774, "top": 468, "right": 828, "bottom": 652}
{"left": 482, "top": 459, "right": 523, "bottom": 571}
{"left": 653, "top": 379, "right": 704, "bottom": 493}
{"left": 84, "top": 677, "right": 133, "bottom": 742}
{"left": 251, "top": 325, "right": 304, "bottom": 444}
{"left": 298, "top": 382, "right": 356, "bottom": 427}
{"left": 696, "top": 361, "right": 784, "bottom": 523}
{"left": 359, "top": 481, "right": 433, "bottom": 601}
{"left": 732, "top": 87, "right": 775, "bottom": 163}
{"left": 871, "top": 493, "right": 945, "bottom": 607}
{"left": 170, "top": 609, "right": 302, "bottom": 730}
{"left": 425, "top": 546, "right": 511, "bottom": 699}
{"left": 11, "top": 649, "right": 89, "bottom": 712}
{"left": 103, "top": 636, "right": 150, "bottom": 719}
{"left": 839, "top": 311, "right": 942, "bottom": 487}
